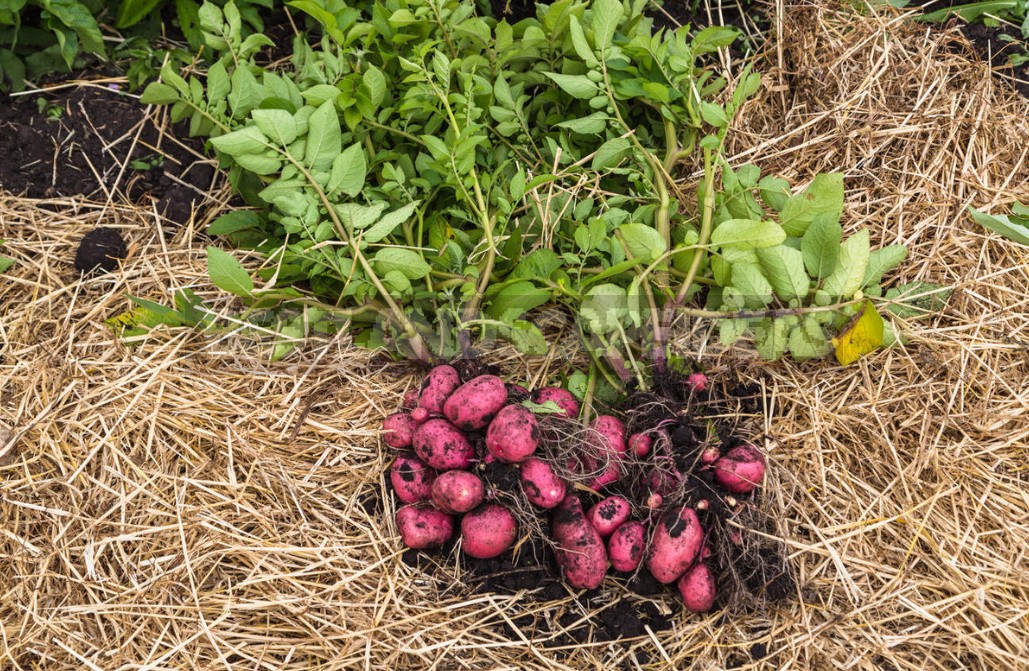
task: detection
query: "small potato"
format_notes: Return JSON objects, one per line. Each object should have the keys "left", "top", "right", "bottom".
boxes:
{"left": 629, "top": 432, "right": 652, "bottom": 457}
{"left": 390, "top": 454, "right": 437, "bottom": 504}
{"left": 677, "top": 562, "right": 716, "bottom": 613}
{"left": 383, "top": 412, "right": 419, "bottom": 449}
{"left": 587, "top": 496, "right": 631, "bottom": 537}
{"left": 520, "top": 458, "right": 566, "bottom": 509}
{"left": 608, "top": 521, "right": 646, "bottom": 572}
{"left": 687, "top": 372, "right": 708, "bottom": 392}
{"left": 461, "top": 504, "right": 517, "bottom": 559}
{"left": 645, "top": 507, "right": 704, "bottom": 583}
{"left": 712, "top": 444, "right": 766, "bottom": 494}
{"left": 552, "top": 495, "right": 608, "bottom": 589}
{"left": 431, "top": 470, "right": 484, "bottom": 514}
{"left": 486, "top": 404, "right": 540, "bottom": 463}
{"left": 700, "top": 446, "right": 721, "bottom": 465}
{"left": 412, "top": 418, "right": 476, "bottom": 471}
{"left": 419, "top": 365, "right": 461, "bottom": 413}
{"left": 395, "top": 505, "right": 453, "bottom": 550}
{"left": 443, "top": 375, "right": 508, "bottom": 431}
{"left": 410, "top": 407, "right": 430, "bottom": 423}
{"left": 645, "top": 463, "right": 683, "bottom": 495}
{"left": 532, "top": 387, "right": 580, "bottom": 418}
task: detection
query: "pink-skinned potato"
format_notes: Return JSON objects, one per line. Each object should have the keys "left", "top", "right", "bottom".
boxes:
{"left": 486, "top": 404, "right": 540, "bottom": 463}
{"left": 383, "top": 412, "right": 419, "bottom": 449}
{"left": 608, "top": 521, "right": 646, "bottom": 572}
{"left": 532, "top": 387, "right": 580, "bottom": 418}
{"left": 461, "top": 504, "right": 517, "bottom": 559}
{"left": 677, "top": 562, "right": 716, "bottom": 613}
{"left": 443, "top": 375, "right": 508, "bottom": 431}
{"left": 646, "top": 507, "right": 704, "bottom": 583}
{"left": 629, "top": 432, "right": 652, "bottom": 457}
{"left": 587, "top": 496, "right": 631, "bottom": 537}
{"left": 588, "top": 415, "right": 627, "bottom": 489}
{"left": 390, "top": 454, "right": 437, "bottom": 504}
{"left": 412, "top": 418, "right": 476, "bottom": 471}
{"left": 402, "top": 388, "right": 420, "bottom": 410}
{"left": 552, "top": 495, "right": 608, "bottom": 589}
{"left": 395, "top": 504, "right": 453, "bottom": 550}
{"left": 431, "top": 470, "right": 484, "bottom": 514}
{"left": 418, "top": 365, "right": 461, "bottom": 413}
{"left": 713, "top": 444, "right": 766, "bottom": 494}
{"left": 520, "top": 458, "right": 566, "bottom": 508}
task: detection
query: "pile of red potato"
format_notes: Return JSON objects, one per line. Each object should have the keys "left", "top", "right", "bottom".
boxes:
{"left": 383, "top": 365, "right": 767, "bottom": 613}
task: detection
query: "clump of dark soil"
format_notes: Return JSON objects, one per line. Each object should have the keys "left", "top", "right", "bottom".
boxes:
{"left": 74, "top": 227, "right": 128, "bottom": 273}
{"left": 0, "top": 81, "right": 214, "bottom": 221}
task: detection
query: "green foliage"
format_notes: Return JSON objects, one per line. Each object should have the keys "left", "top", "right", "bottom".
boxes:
{"left": 706, "top": 163, "right": 910, "bottom": 361}
{"left": 969, "top": 202, "right": 1029, "bottom": 245}
{"left": 137, "top": 0, "right": 913, "bottom": 374}
{"left": 0, "top": 240, "right": 14, "bottom": 273}
{"left": 0, "top": 0, "right": 106, "bottom": 91}
{"left": 918, "top": 0, "right": 1029, "bottom": 65}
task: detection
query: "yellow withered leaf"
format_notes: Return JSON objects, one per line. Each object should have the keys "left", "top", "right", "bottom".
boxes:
{"left": 831, "top": 300, "right": 884, "bottom": 366}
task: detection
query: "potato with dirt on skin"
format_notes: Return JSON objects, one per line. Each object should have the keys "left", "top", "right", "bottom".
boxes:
{"left": 443, "top": 375, "right": 508, "bottom": 431}
{"left": 390, "top": 454, "right": 437, "bottom": 504}
{"left": 431, "top": 470, "right": 484, "bottom": 514}
{"left": 486, "top": 404, "right": 540, "bottom": 463}
{"left": 519, "top": 458, "right": 566, "bottom": 508}
{"left": 383, "top": 412, "right": 419, "bottom": 448}
{"left": 461, "top": 504, "right": 518, "bottom": 558}
{"left": 678, "top": 561, "right": 716, "bottom": 612}
{"left": 608, "top": 521, "right": 646, "bottom": 572}
{"left": 587, "top": 495, "right": 631, "bottom": 537}
{"left": 532, "top": 387, "right": 580, "bottom": 418}
{"left": 588, "top": 415, "right": 628, "bottom": 489}
{"left": 552, "top": 495, "right": 608, "bottom": 589}
{"left": 412, "top": 418, "right": 476, "bottom": 471}
{"left": 395, "top": 505, "right": 454, "bottom": 549}
{"left": 418, "top": 365, "right": 461, "bottom": 413}
{"left": 646, "top": 506, "right": 705, "bottom": 583}
{"left": 713, "top": 444, "right": 766, "bottom": 494}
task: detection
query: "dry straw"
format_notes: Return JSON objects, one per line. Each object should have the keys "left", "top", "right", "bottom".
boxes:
{"left": 2, "top": 2, "right": 1028, "bottom": 669}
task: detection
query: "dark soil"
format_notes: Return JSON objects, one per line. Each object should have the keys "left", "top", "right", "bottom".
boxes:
{"left": 0, "top": 78, "right": 214, "bottom": 223}
{"left": 919, "top": 1, "right": 1028, "bottom": 98}
{"left": 74, "top": 227, "right": 127, "bottom": 274}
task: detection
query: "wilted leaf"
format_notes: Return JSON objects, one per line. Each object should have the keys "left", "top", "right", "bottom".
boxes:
{"left": 831, "top": 300, "right": 884, "bottom": 365}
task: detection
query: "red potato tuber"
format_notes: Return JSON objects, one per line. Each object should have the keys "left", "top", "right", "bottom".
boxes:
{"left": 587, "top": 496, "right": 631, "bottom": 537}
{"left": 443, "top": 375, "right": 508, "bottom": 431}
{"left": 410, "top": 406, "right": 430, "bottom": 423}
{"left": 646, "top": 507, "right": 705, "bottom": 583}
{"left": 588, "top": 415, "right": 628, "bottom": 489}
{"left": 699, "top": 446, "right": 721, "bottom": 465}
{"left": 687, "top": 372, "right": 708, "bottom": 392}
{"left": 520, "top": 458, "right": 567, "bottom": 509}
{"left": 677, "top": 562, "right": 716, "bottom": 613}
{"left": 629, "top": 432, "right": 652, "bottom": 457}
{"left": 532, "top": 387, "right": 580, "bottom": 418}
{"left": 418, "top": 365, "right": 461, "bottom": 413}
{"left": 403, "top": 388, "right": 420, "bottom": 410}
{"left": 712, "top": 444, "right": 766, "bottom": 494}
{"left": 390, "top": 454, "right": 437, "bottom": 504}
{"left": 412, "top": 418, "right": 476, "bottom": 471}
{"left": 383, "top": 412, "right": 419, "bottom": 449}
{"left": 552, "top": 495, "right": 608, "bottom": 589}
{"left": 461, "top": 504, "right": 518, "bottom": 559}
{"left": 485, "top": 404, "right": 540, "bottom": 463}
{"left": 431, "top": 470, "right": 485, "bottom": 514}
{"left": 395, "top": 505, "right": 453, "bottom": 550}
{"left": 608, "top": 521, "right": 646, "bottom": 572}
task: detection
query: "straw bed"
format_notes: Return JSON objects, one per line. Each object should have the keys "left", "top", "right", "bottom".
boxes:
{"left": 2, "top": 2, "right": 1027, "bottom": 669}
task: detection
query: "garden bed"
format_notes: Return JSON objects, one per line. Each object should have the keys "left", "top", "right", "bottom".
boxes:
{"left": 1, "top": 3, "right": 1027, "bottom": 670}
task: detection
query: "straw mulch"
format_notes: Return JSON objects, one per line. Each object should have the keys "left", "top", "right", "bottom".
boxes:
{"left": 2, "top": 3, "right": 1027, "bottom": 669}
